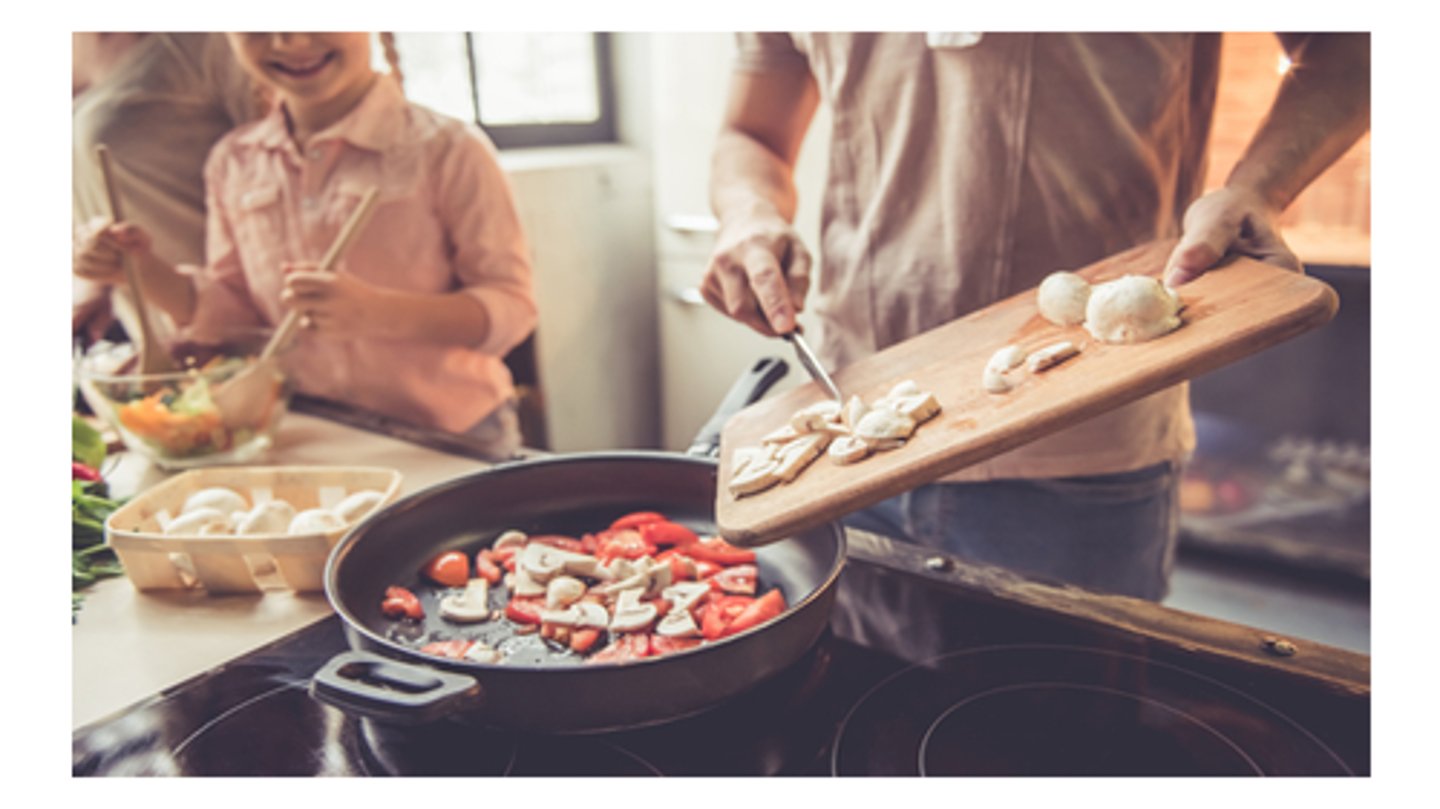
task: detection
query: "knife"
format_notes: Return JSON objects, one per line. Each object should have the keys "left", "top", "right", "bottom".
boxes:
{"left": 783, "top": 331, "right": 844, "bottom": 406}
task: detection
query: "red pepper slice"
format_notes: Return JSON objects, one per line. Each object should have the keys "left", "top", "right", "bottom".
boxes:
{"left": 655, "top": 549, "right": 697, "bottom": 581}
{"left": 721, "top": 588, "right": 785, "bottom": 637}
{"left": 694, "top": 559, "right": 723, "bottom": 580}
{"left": 609, "top": 511, "right": 668, "bottom": 531}
{"left": 528, "top": 535, "right": 586, "bottom": 553}
{"left": 504, "top": 596, "right": 545, "bottom": 625}
{"left": 381, "top": 586, "right": 424, "bottom": 620}
{"left": 419, "top": 639, "right": 474, "bottom": 660}
{"left": 72, "top": 461, "right": 102, "bottom": 482}
{"left": 587, "top": 633, "right": 651, "bottom": 664}
{"left": 637, "top": 520, "right": 699, "bottom": 548}
{"left": 474, "top": 550, "right": 503, "bottom": 584}
{"left": 684, "top": 537, "right": 756, "bottom": 566}
{"left": 649, "top": 635, "right": 702, "bottom": 657}
{"left": 594, "top": 528, "right": 656, "bottom": 563}
{"left": 708, "top": 563, "right": 758, "bottom": 595}
{"left": 700, "top": 594, "right": 754, "bottom": 640}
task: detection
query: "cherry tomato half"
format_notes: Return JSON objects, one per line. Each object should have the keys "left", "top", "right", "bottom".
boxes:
{"left": 423, "top": 550, "right": 470, "bottom": 587}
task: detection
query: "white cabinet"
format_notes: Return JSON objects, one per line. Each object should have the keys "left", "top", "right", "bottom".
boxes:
{"left": 646, "top": 33, "right": 832, "bottom": 450}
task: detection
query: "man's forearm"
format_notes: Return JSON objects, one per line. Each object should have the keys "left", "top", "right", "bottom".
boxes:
{"left": 1226, "top": 33, "right": 1371, "bottom": 211}
{"left": 709, "top": 128, "right": 802, "bottom": 226}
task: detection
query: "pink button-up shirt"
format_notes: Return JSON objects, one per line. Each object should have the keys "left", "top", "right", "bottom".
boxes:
{"left": 182, "top": 76, "right": 537, "bottom": 433}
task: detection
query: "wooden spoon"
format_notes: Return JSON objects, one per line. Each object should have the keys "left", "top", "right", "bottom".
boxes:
{"left": 211, "top": 187, "right": 381, "bottom": 429}
{"left": 95, "top": 144, "right": 177, "bottom": 376}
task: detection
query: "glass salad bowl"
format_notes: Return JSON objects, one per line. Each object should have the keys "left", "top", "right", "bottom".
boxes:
{"left": 76, "top": 329, "right": 291, "bottom": 470}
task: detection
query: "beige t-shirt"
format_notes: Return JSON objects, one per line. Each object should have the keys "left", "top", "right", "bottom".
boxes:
{"left": 734, "top": 32, "right": 1217, "bottom": 481}
{"left": 73, "top": 33, "right": 258, "bottom": 340}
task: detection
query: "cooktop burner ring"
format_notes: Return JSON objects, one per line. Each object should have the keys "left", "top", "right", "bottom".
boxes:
{"left": 831, "top": 642, "right": 1354, "bottom": 776}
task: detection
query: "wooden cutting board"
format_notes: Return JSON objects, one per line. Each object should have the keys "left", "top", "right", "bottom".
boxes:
{"left": 714, "top": 239, "right": 1339, "bottom": 546}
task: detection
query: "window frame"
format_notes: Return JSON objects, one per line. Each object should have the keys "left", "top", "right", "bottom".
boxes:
{"left": 466, "top": 32, "right": 617, "bottom": 150}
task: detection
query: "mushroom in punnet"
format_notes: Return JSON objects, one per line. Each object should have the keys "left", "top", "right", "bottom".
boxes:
{"left": 331, "top": 489, "right": 385, "bottom": 524}
{"left": 288, "top": 508, "right": 346, "bottom": 535}
{"left": 164, "top": 506, "right": 231, "bottom": 536}
{"left": 234, "top": 499, "right": 297, "bottom": 535}
{"left": 181, "top": 486, "right": 249, "bottom": 517}
{"left": 439, "top": 578, "right": 493, "bottom": 623}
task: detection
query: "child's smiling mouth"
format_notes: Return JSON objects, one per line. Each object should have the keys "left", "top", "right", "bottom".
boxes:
{"left": 268, "top": 52, "right": 336, "bottom": 79}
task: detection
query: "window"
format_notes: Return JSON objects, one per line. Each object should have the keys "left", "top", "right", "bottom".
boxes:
{"left": 380, "top": 32, "right": 616, "bottom": 149}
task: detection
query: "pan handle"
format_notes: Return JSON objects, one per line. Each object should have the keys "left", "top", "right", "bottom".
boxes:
{"left": 310, "top": 650, "right": 483, "bottom": 725}
{"left": 686, "top": 356, "right": 789, "bottom": 458}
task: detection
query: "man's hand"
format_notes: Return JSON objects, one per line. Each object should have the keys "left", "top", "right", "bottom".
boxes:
{"left": 701, "top": 213, "right": 812, "bottom": 336}
{"left": 281, "top": 263, "right": 390, "bottom": 338}
{"left": 1163, "top": 187, "right": 1301, "bottom": 287}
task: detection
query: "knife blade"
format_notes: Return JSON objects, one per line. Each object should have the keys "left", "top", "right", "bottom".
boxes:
{"left": 783, "top": 331, "right": 844, "bottom": 406}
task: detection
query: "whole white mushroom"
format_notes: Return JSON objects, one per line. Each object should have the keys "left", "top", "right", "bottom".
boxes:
{"left": 181, "top": 486, "right": 249, "bottom": 516}
{"left": 235, "top": 499, "right": 298, "bottom": 535}
{"left": 1036, "top": 271, "right": 1092, "bottom": 327}
{"left": 288, "top": 508, "right": 346, "bottom": 536}
{"left": 1084, "top": 274, "right": 1183, "bottom": 344}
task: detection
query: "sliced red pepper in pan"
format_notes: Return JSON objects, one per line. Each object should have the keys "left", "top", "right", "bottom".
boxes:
{"left": 708, "top": 563, "right": 758, "bottom": 595}
{"left": 419, "top": 639, "right": 474, "bottom": 660}
{"left": 587, "top": 632, "right": 651, "bottom": 664}
{"left": 504, "top": 596, "right": 545, "bottom": 625}
{"left": 721, "top": 588, "right": 786, "bottom": 638}
{"left": 649, "top": 635, "right": 702, "bottom": 656}
{"left": 609, "top": 511, "right": 667, "bottom": 531}
{"left": 594, "top": 528, "right": 656, "bottom": 563}
{"left": 474, "top": 550, "right": 503, "bottom": 584}
{"left": 637, "top": 519, "right": 699, "bottom": 548}
{"left": 684, "top": 537, "right": 756, "bottom": 566}
{"left": 528, "top": 535, "right": 586, "bottom": 553}
{"left": 381, "top": 586, "right": 424, "bottom": 620}
{"left": 700, "top": 594, "right": 754, "bottom": 640}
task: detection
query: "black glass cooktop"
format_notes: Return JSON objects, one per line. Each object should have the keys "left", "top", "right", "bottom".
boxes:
{"left": 72, "top": 546, "right": 1369, "bottom": 777}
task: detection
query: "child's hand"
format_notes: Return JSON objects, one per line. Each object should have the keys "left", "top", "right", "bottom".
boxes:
{"left": 74, "top": 221, "right": 154, "bottom": 285}
{"left": 281, "top": 263, "right": 390, "bottom": 338}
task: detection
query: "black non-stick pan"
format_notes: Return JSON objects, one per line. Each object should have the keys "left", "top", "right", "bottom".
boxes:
{"left": 311, "top": 358, "right": 847, "bottom": 734}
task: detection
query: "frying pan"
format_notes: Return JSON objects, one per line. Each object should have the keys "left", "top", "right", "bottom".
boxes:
{"left": 310, "top": 358, "right": 847, "bottom": 734}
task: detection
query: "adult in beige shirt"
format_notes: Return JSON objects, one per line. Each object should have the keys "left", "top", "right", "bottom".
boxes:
{"left": 73, "top": 33, "right": 259, "bottom": 346}
{"left": 705, "top": 33, "right": 1369, "bottom": 600}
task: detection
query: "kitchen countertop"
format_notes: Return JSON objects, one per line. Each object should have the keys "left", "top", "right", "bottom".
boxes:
{"left": 71, "top": 412, "right": 492, "bottom": 730}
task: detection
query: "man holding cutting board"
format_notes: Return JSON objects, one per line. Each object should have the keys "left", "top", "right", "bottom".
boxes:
{"left": 702, "top": 33, "right": 1369, "bottom": 600}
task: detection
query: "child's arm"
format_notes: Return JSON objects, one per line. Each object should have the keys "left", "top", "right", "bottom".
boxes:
{"left": 281, "top": 265, "right": 495, "bottom": 342}
{"left": 73, "top": 221, "right": 198, "bottom": 324}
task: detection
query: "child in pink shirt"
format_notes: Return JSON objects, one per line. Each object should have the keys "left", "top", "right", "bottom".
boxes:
{"left": 76, "top": 32, "right": 537, "bottom": 455}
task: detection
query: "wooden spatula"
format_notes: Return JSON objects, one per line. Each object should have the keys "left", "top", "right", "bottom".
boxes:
{"left": 212, "top": 186, "right": 381, "bottom": 429}
{"left": 95, "top": 144, "right": 176, "bottom": 376}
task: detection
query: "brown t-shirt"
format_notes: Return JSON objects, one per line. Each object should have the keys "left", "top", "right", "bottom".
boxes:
{"left": 734, "top": 32, "right": 1218, "bottom": 480}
